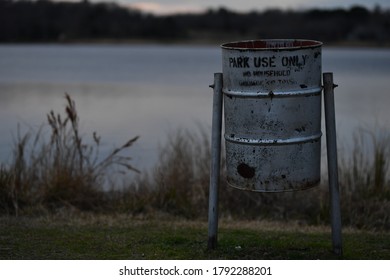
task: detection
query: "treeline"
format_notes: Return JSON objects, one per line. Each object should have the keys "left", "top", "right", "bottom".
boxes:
{"left": 1, "top": 0, "right": 390, "bottom": 44}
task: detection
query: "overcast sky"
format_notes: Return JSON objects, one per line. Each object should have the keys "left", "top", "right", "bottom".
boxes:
{"left": 115, "top": 0, "right": 390, "bottom": 15}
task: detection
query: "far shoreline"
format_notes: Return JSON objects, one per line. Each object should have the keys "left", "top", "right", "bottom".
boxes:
{"left": 1, "top": 39, "right": 390, "bottom": 49}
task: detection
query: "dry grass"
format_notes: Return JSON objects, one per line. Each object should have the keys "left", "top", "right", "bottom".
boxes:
{"left": 0, "top": 94, "right": 139, "bottom": 215}
{"left": 0, "top": 95, "right": 389, "bottom": 231}
{"left": 338, "top": 127, "right": 390, "bottom": 229}
{"left": 121, "top": 125, "right": 390, "bottom": 230}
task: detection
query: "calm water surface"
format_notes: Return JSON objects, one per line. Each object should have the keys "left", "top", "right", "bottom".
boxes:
{"left": 1, "top": 44, "right": 390, "bottom": 171}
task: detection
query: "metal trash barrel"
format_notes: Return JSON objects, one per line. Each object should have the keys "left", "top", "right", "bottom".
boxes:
{"left": 221, "top": 39, "right": 322, "bottom": 192}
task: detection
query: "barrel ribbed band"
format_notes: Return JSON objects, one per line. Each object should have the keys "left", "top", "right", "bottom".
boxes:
{"left": 223, "top": 87, "right": 322, "bottom": 98}
{"left": 225, "top": 132, "right": 322, "bottom": 146}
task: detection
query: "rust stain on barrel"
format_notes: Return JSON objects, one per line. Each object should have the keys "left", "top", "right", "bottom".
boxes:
{"left": 237, "top": 163, "right": 255, "bottom": 178}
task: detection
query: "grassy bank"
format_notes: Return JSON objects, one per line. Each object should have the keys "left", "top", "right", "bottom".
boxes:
{"left": 0, "top": 95, "right": 390, "bottom": 231}
{"left": 1, "top": 214, "right": 390, "bottom": 260}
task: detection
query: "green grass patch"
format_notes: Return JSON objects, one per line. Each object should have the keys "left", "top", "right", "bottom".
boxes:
{"left": 1, "top": 215, "right": 389, "bottom": 260}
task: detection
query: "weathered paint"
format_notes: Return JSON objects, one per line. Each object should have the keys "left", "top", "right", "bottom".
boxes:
{"left": 221, "top": 39, "right": 322, "bottom": 192}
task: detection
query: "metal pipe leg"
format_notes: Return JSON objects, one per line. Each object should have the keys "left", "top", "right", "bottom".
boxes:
{"left": 323, "top": 72, "right": 343, "bottom": 256}
{"left": 208, "top": 73, "right": 223, "bottom": 250}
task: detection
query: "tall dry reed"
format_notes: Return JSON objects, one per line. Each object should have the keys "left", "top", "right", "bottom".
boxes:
{"left": 0, "top": 94, "right": 139, "bottom": 215}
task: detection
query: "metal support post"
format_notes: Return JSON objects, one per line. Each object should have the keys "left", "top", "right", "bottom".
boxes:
{"left": 323, "top": 72, "right": 343, "bottom": 256}
{"left": 208, "top": 73, "right": 223, "bottom": 250}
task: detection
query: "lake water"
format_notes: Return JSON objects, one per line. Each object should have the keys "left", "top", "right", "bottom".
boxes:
{"left": 1, "top": 44, "right": 390, "bottom": 171}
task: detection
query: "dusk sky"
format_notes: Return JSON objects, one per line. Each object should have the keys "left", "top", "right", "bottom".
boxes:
{"left": 114, "top": 0, "right": 390, "bottom": 15}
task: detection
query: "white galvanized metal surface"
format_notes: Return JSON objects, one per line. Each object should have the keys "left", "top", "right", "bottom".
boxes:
{"left": 221, "top": 39, "right": 322, "bottom": 192}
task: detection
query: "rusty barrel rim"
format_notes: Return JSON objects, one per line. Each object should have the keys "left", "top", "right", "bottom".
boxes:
{"left": 221, "top": 39, "right": 323, "bottom": 50}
